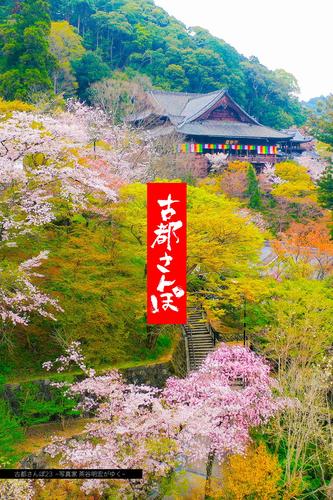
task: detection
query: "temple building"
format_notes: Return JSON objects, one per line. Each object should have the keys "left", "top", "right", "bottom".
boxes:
{"left": 129, "top": 89, "right": 293, "bottom": 164}
{"left": 280, "top": 128, "right": 313, "bottom": 154}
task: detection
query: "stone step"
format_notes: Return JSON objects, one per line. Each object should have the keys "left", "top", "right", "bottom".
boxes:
{"left": 190, "top": 340, "right": 214, "bottom": 345}
{"left": 186, "top": 326, "right": 209, "bottom": 330}
{"left": 190, "top": 334, "right": 211, "bottom": 338}
{"left": 190, "top": 337, "right": 211, "bottom": 341}
{"left": 185, "top": 324, "right": 207, "bottom": 328}
{"left": 190, "top": 343, "right": 214, "bottom": 347}
{"left": 187, "top": 334, "right": 210, "bottom": 338}
{"left": 189, "top": 348, "right": 212, "bottom": 352}
{"left": 188, "top": 331, "right": 210, "bottom": 334}
{"left": 186, "top": 326, "right": 208, "bottom": 330}
{"left": 190, "top": 350, "right": 214, "bottom": 355}
{"left": 189, "top": 330, "right": 210, "bottom": 333}
{"left": 184, "top": 311, "right": 217, "bottom": 371}
{"left": 188, "top": 328, "right": 206, "bottom": 331}
{"left": 191, "top": 348, "right": 214, "bottom": 352}
{"left": 191, "top": 350, "right": 214, "bottom": 354}
{"left": 190, "top": 349, "right": 214, "bottom": 354}
{"left": 185, "top": 323, "right": 208, "bottom": 330}
{"left": 190, "top": 340, "right": 213, "bottom": 344}
{"left": 188, "top": 324, "right": 208, "bottom": 328}
{"left": 190, "top": 346, "right": 213, "bottom": 349}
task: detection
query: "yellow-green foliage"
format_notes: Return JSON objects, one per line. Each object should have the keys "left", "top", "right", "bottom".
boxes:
{"left": 197, "top": 175, "right": 224, "bottom": 194}
{"left": 227, "top": 160, "right": 252, "bottom": 172}
{"left": 316, "top": 140, "right": 332, "bottom": 158}
{"left": 49, "top": 21, "right": 86, "bottom": 96}
{"left": 272, "top": 161, "right": 316, "bottom": 202}
{"left": 0, "top": 98, "right": 36, "bottom": 117}
{"left": 115, "top": 182, "right": 266, "bottom": 317}
{"left": 1, "top": 181, "right": 265, "bottom": 377}
{"left": 275, "top": 161, "right": 309, "bottom": 182}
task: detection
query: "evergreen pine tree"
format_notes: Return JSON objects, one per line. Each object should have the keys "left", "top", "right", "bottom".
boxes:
{"left": 317, "top": 162, "right": 333, "bottom": 210}
{"left": 0, "top": 0, "right": 55, "bottom": 101}
{"left": 246, "top": 165, "right": 262, "bottom": 209}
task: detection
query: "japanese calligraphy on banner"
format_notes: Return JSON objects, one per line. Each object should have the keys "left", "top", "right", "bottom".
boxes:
{"left": 147, "top": 183, "right": 187, "bottom": 324}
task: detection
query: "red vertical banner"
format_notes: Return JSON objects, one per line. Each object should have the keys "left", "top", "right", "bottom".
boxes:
{"left": 147, "top": 183, "right": 187, "bottom": 324}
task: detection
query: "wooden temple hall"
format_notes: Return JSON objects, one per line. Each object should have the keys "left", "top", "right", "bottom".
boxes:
{"left": 129, "top": 89, "right": 298, "bottom": 163}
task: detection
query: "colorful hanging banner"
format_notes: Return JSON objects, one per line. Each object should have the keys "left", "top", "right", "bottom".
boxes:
{"left": 178, "top": 143, "right": 279, "bottom": 154}
{"left": 147, "top": 183, "right": 187, "bottom": 325}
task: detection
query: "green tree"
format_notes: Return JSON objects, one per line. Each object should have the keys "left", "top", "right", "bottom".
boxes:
{"left": 165, "top": 64, "right": 189, "bottom": 91}
{"left": 16, "top": 382, "right": 80, "bottom": 430}
{"left": 0, "top": 0, "right": 12, "bottom": 21}
{"left": 247, "top": 165, "right": 262, "bottom": 209}
{"left": 310, "top": 95, "right": 333, "bottom": 147}
{"left": 0, "top": 378, "right": 24, "bottom": 466}
{"left": 48, "top": 0, "right": 306, "bottom": 127}
{"left": 72, "top": 51, "right": 110, "bottom": 98}
{"left": 317, "top": 162, "right": 333, "bottom": 210}
{"left": 0, "top": 0, "right": 55, "bottom": 101}
{"left": 254, "top": 278, "right": 333, "bottom": 496}
{"left": 91, "top": 11, "right": 132, "bottom": 66}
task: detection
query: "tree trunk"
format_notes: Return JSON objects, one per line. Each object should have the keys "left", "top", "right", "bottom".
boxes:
{"left": 110, "top": 36, "right": 114, "bottom": 66}
{"left": 204, "top": 449, "right": 216, "bottom": 499}
{"left": 146, "top": 324, "right": 159, "bottom": 350}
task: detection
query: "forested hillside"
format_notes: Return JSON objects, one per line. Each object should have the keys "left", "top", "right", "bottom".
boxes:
{"left": 0, "top": 0, "right": 306, "bottom": 128}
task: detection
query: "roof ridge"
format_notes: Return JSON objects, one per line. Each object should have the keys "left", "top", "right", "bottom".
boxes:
{"left": 150, "top": 90, "right": 202, "bottom": 97}
{"left": 180, "top": 89, "right": 226, "bottom": 125}
{"left": 150, "top": 89, "right": 225, "bottom": 98}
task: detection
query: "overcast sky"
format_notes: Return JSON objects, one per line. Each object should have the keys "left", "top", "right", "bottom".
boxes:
{"left": 155, "top": 0, "right": 333, "bottom": 101}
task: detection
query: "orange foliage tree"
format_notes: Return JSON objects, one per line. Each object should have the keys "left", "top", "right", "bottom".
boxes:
{"left": 272, "top": 218, "right": 333, "bottom": 278}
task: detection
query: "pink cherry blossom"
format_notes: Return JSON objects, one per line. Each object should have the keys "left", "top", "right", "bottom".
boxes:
{"left": 42, "top": 342, "right": 284, "bottom": 497}
{"left": 0, "top": 251, "right": 63, "bottom": 326}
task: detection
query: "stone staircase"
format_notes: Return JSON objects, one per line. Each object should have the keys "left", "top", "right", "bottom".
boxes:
{"left": 183, "top": 308, "right": 215, "bottom": 371}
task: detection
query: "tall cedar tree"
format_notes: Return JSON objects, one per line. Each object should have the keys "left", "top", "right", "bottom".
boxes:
{"left": 247, "top": 165, "right": 262, "bottom": 209}
{"left": 317, "top": 163, "right": 333, "bottom": 210}
{"left": 0, "top": 0, "right": 55, "bottom": 100}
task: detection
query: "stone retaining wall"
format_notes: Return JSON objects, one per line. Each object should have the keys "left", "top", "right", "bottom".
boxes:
{"left": 2, "top": 332, "right": 187, "bottom": 415}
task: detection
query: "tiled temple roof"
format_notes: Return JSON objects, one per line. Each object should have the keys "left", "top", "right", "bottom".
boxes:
{"left": 129, "top": 89, "right": 293, "bottom": 141}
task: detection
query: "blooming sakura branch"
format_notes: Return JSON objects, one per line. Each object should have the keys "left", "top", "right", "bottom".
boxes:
{"left": 147, "top": 183, "right": 187, "bottom": 324}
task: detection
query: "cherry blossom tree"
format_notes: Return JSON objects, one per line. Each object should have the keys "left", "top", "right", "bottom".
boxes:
{"left": 163, "top": 345, "right": 284, "bottom": 497}
{"left": 205, "top": 152, "right": 229, "bottom": 173}
{"left": 0, "top": 251, "right": 63, "bottom": 336}
{"left": 294, "top": 154, "right": 327, "bottom": 181}
{"left": 43, "top": 343, "right": 180, "bottom": 499}
{"left": 0, "top": 110, "right": 112, "bottom": 336}
{"left": 261, "top": 163, "right": 284, "bottom": 186}
{"left": 42, "top": 342, "right": 283, "bottom": 499}
{"left": 0, "top": 102, "right": 153, "bottom": 336}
